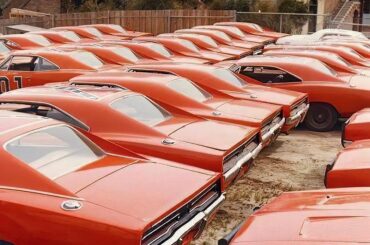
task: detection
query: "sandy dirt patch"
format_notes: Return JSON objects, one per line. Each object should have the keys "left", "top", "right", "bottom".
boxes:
{"left": 194, "top": 129, "right": 342, "bottom": 244}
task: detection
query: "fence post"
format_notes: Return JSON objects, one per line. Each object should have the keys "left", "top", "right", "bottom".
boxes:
{"left": 279, "top": 14, "right": 283, "bottom": 32}
{"left": 51, "top": 14, "right": 55, "bottom": 28}
{"left": 167, "top": 9, "right": 171, "bottom": 33}
{"left": 107, "top": 10, "right": 110, "bottom": 24}
{"left": 233, "top": 10, "right": 237, "bottom": 21}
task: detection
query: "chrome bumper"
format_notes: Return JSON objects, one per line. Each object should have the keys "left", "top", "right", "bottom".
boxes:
{"left": 162, "top": 194, "right": 226, "bottom": 245}
{"left": 286, "top": 104, "right": 309, "bottom": 125}
{"left": 261, "top": 117, "right": 285, "bottom": 142}
{"left": 223, "top": 142, "right": 263, "bottom": 181}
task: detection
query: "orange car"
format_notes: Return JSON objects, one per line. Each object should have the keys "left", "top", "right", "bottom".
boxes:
{"left": 341, "top": 108, "right": 370, "bottom": 146}
{"left": 102, "top": 40, "right": 210, "bottom": 63}
{"left": 325, "top": 140, "right": 370, "bottom": 188}
{"left": 125, "top": 62, "right": 309, "bottom": 133}
{"left": 85, "top": 24, "right": 152, "bottom": 39}
{"left": 31, "top": 30, "right": 96, "bottom": 44}
{"left": 218, "top": 56, "right": 370, "bottom": 131}
{"left": 158, "top": 33, "right": 252, "bottom": 58}
{"left": 219, "top": 187, "right": 370, "bottom": 244}
{"left": 52, "top": 26, "right": 127, "bottom": 41}
{"left": 0, "top": 110, "right": 224, "bottom": 244}
{"left": 192, "top": 25, "right": 273, "bottom": 45}
{"left": 264, "top": 44, "right": 370, "bottom": 68}
{"left": 214, "top": 22, "right": 289, "bottom": 40}
{"left": 0, "top": 85, "right": 262, "bottom": 189}
{"left": 134, "top": 36, "right": 236, "bottom": 63}
{"left": 0, "top": 49, "right": 119, "bottom": 93}
{"left": 263, "top": 49, "right": 370, "bottom": 76}
{"left": 320, "top": 41, "right": 370, "bottom": 58}
{"left": 69, "top": 71, "right": 284, "bottom": 146}
{"left": 0, "top": 34, "right": 55, "bottom": 50}
{"left": 57, "top": 43, "right": 155, "bottom": 65}
{"left": 175, "top": 29, "right": 262, "bottom": 53}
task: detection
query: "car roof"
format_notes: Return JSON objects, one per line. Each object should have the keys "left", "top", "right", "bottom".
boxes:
{"left": 128, "top": 62, "right": 219, "bottom": 73}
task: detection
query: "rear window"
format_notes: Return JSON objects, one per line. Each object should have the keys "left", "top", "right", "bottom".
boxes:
{"left": 60, "top": 31, "right": 81, "bottom": 42}
{"left": 227, "top": 27, "right": 245, "bottom": 38}
{"left": 27, "top": 34, "right": 52, "bottom": 46}
{"left": 6, "top": 125, "right": 103, "bottom": 179}
{"left": 179, "top": 39, "right": 199, "bottom": 52}
{"left": 212, "top": 68, "right": 247, "bottom": 87}
{"left": 0, "top": 42, "right": 10, "bottom": 53}
{"left": 168, "top": 78, "right": 211, "bottom": 102}
{"left": 84, "top": 27, "right": 103, "bottom": 37}
{"left": 108, "top": 24, "right": 127, "bottom": 33}
{"left": 198, "top": 35, "right": 218, "bottom": 47}
{"left": 109, "top": 47, "right": 139, "bottom": 63}
{"left": 111, "top": 95, "right": 171, "bottom": 126}
{"left": 213, "top": 31, "right": 232, "bottom": 42}
{"left": 70, "top": 51, "right": 104, "bottom": 69}
{"left": 147, "top": 43, "right": 172, "bottom": 58}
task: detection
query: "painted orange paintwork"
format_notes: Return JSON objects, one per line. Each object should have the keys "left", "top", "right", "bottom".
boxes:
{"left": 192, "top": 25, "right": 272, "bottom": 45}
{"left": 158, "top": 33, "right": 252, "bottom": 58}
{"left": 101, "top": 40, "right": 211, "bottom": 64}
{"left": 226, "top": 187, "right": 370, "bottom": 244}
{"left": 175, "top": 28, "right": 260, "bottom": 51}
{"left": 31, "top": 30, "right": 96, "bottom": 44}
{"left": 125, "top": 62, "right": 308, "bottom": 133}
{"left": 69, "top": 71, "right": 283, "bottom": 146}
{"left": 264, "top": 45, "right": 370, "bottom": 68}
{"left": 0, "top": 34, "right": 55, "bottom": 50}
{"left": 85, "top": 24, "right": 152, "bottom": 39}
{"left": 0, "top": 110, "right": 223, "bottom": 245}
{"left": 342, "top": 108, "right": 370, "bottom": 143}
{"left": 220, "top": 56, "right": 370, "bottom": 119}
{"left": 0, "top": 85, "right": 261, "bottom": 189}
{"left": 214, "top": 22, "right": 289, "bottom": 40}
{"left": 51, "top": 26, "right": 128, "bottom": 41}
{"left": 134, "top": 36, "right": 236, "bottom": 63}
{"left": 326, "top": 140, "right": 370, "bottom": 188}
{"left": 0, "top": 49, "right": 120, "bottom": 93}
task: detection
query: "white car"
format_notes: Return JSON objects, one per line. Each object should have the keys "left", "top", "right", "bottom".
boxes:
{"left": 276, "top": 29, "right": 368, "bottom": 45}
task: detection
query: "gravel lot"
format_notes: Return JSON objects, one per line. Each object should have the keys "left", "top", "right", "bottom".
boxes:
{"left": 194, "top": 128, "right": 342, "bottom": 244}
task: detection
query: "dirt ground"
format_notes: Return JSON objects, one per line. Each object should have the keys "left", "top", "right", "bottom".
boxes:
{"left": 194, "top": 128, "right": 342, "bottom": 244}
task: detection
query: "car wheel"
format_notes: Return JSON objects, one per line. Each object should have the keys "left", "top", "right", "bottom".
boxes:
{"left": 304, "top": 103, "right": 337, "bottom": 132}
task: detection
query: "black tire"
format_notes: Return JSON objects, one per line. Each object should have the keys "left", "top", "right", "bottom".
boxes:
{"left": 304, "top": 103, "right": 338, "bottom": 132}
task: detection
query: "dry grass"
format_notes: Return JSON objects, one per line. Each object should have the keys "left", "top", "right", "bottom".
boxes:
{"left": 193, "top": 129, "right": 342, "bottom": 244}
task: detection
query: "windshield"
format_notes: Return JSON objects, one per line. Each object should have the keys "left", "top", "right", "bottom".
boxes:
{"left": 146, "top": 43, "right": 172, "bottom": 57}
{"left": 27, "top": 34, "right": 52, "bottom": 46}
{"left": 111, "top": 95, "right": 171, "bottom": 126}
{"left": 198, "top": 35, "right": 218, "bottom": 47}
{"left": 168, "top": 78, "right": 211, "bottom": 102}
{"left": 84, "top": 27, "right": 103, "bottom": 37}
{"left": 212, "top": 68, "right": 247, "bottom": 87}
{"left": 109, "top": 47, "right": 139, "bottom": 63}
{"left": 61, "top": 31, "right": 81, "bottom": 42}
{"left": 70, "top": 51, "right": 104, "bottom": 69}
{"left": 0, "top": 42, "right": 10, "bottom": 53}
{"left": 212, "top": 30, "right": 232, "bottom": 42}
{"left": 179, "top": 39, "right": 199, "bottom": 52}
{"left": 6, "top": 125, "right": 104, "bottom": 179}
{"left": 227, "top": 27, "right": 245, "bottom": 37}
{"left": 108, "top": 24, "right": 127, "bottom": 34}
{"left": 250, "top": 23, "right": 264, "bottom": 32}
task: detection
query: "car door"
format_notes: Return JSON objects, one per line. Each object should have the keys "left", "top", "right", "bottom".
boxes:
{"left": 0, "top": 55, "right": 36, "bottom": 93}
{"left": 238, "top": 65, "right": 302, "bottom": 89}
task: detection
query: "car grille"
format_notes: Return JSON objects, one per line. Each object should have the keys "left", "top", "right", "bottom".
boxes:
{"left": 261, "top": 112, "right": 283, "bottom": 138}
{"left": 141, "top": 182, "right": 221, "bottom": 245}
{"left": 291, "top": 99, "right": 308, "bottom": 117}
{"left": 223, "top": 136, "right": 259, "bottom": 174}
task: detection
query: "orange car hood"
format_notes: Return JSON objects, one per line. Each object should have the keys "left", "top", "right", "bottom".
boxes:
{"left": 66, "top": 161, "right": 216, "bottom": 225}
{"left": 333, "top": 140, "right": 370, "bottom": 171}
{"left": 232, "top": 84, "right": 306, "bottom": 106}
{"left": 215, "top": 99, "right": 280, "bottom": 120}
{"left": 233, "top": 189, "right": 370, "bottom": 244}
{"left": 169, "top": 120, "right": 254, "bottom": 151}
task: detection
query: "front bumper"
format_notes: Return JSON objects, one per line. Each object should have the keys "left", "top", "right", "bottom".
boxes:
{"left": 261, "top": 117, "right": 285, "bottom": 144}
{"left": 223, "top": 142, "right": 263, "bottom": 181}
{"left": 162, "top": 194, "right": 225, "bottom": 245}
{"left": 285, "top": 104, "right": 310, "bottom": 126}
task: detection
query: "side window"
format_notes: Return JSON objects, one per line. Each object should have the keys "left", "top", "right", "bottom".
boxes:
{"left": 33, "top": 57, "right": 59, "bottom": 71}
{"left": 8, "top": 56, "right": 37, "bottom": 71}
{"left": 240, "top": 66, "right": 301, "bottom": 83}
{"left": 0, "top": 57, "right": 11, "bottom": 70}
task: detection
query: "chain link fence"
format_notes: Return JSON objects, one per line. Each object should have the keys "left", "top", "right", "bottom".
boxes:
{"left": 237, "top": 12, "right": 333, "bottom": 34}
